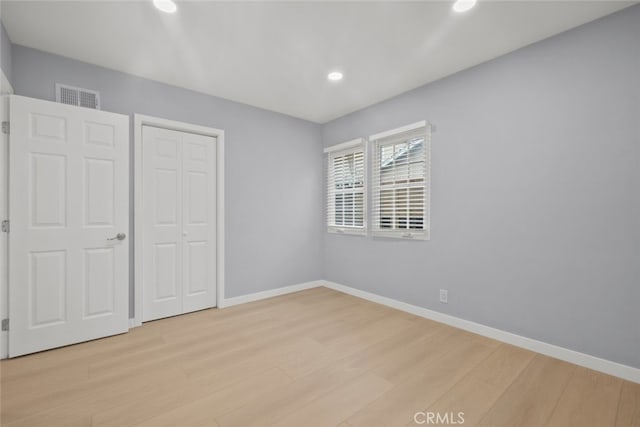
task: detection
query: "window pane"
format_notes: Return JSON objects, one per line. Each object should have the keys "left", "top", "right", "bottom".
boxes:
{"left": 328, "top": 145, "right": 366, "bottom": 230}
{"left": 375, "top": 136, "right": 426, "bottom": 232}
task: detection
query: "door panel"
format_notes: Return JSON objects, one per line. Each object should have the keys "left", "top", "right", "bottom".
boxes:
{"left": 30, "top": 153, "right": 67, "bottom": 227}
{"left": 155, "top": 168, "right": 178, "bottom": 224}
{"left": 142, "top": 126, "right": 216, "bottom": 321}
{"left": 9, "top": 95, "right": 129, "bottom": 357}
{"left": 84, "top": 158, "right": 115, "bottom": 226}
{"left": 186, "top": 171, "right": 207, "bottom": 224}
{"left": 83, "top": 247, "right": 115, "bottom": 318}
{"left": 186, "top": 241, "right": 207, "bottom": 295}
{"left": 29, "top": 250, "right": 67, "bottom": 327}
{"left": 29, "top": 113, "right": 67, "bottom": 142}
{"left": 84, "top": 121, "right": 115, "bottom": 148}
{"left": 154, "top": 242, "right": 178, "bottom": 300}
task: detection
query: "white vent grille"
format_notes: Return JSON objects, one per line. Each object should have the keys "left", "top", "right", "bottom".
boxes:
{"left": 55, "top": 84, "right": 101, "bottom": 109}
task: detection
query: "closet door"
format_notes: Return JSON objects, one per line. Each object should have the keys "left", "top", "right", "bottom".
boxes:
{"left": 142, "top": 126, "right": 183, "bottom": 321}
{"left": 142, "top": 126, "right": 216, "bottom": 322}
{"left": 182, "top": 132, "right": 217, "bottom": 313}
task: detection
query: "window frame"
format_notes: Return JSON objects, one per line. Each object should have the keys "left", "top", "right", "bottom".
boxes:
{"left": 370, "top": 121, "right": 431, "bottom": 240}
{"left": 324, "top": 138, "right": 367, "bottom": 236}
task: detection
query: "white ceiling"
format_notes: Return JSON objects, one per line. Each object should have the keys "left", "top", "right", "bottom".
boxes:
{"left": 1, "top": 1, "right": 635, "bottom": 123}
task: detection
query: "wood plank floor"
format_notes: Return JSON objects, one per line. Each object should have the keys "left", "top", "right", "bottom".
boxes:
{"left": 1, "top": 287, "right": 638, "bottom": 426}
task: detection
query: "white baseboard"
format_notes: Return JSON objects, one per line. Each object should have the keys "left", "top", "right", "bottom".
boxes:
{"left": 322, "top": 280, "right": 640, "bottom": 384}
{"left": 221, "top": 280, "right": 323, "bottom": 308}
{"left": 128, "top": 281, "right": 323, "bottom": 327}
{"left": 129, "top": 277, "right": 639, "bottom": 383}
{"left": 0, "top": 331, "right": 7, "bottom": 360}
{"left": 129, "top": 318, "right": 142, "bottom": 329}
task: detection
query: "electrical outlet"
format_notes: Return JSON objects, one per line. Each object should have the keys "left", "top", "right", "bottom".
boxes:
{"left": 439, "top": 289, "right": 448, "bottom": 304}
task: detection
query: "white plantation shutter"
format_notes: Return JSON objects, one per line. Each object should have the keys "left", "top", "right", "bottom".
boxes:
{"left": 325, "top": 139, "right": 366, "bottom": 235}
{"left": 371, "top": 121, "right": 430, "bottom": 239}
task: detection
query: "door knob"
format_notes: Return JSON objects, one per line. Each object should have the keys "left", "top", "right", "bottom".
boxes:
{"left": 108, "top": 232, "right": 126, "bottom": 241}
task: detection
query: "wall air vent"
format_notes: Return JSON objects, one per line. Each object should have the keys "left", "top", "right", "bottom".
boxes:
{"left": 55, "top": 84, "right": 101, "bottom": 109}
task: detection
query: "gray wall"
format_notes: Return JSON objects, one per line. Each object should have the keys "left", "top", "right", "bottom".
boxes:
{"left": 7, "top": 5, "right": 639, "bottom": 369}
{"left": 322, "top": 5, "right": 640, "bottom": 369}
{"left": 0, "top": 21, "right": 12, "bottom": 85}
{"left": 11, "top": 46, "right": 324, "bottom": 316}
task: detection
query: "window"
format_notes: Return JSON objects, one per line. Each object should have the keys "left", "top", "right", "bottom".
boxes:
{"left": 371, "top": 121, "right": 430, "bottom": 239}
{"left": 325, "top": 138, "right": 366, "bottom": 235}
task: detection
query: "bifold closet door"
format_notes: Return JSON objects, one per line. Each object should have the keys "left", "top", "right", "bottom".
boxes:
{"left": 142, "top": 126, "right": 216, "bottom": 322}
{"left": 9, "top": 95, "right": 129, "bottom": 357}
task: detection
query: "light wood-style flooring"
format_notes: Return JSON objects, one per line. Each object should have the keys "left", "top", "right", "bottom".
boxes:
{"left": 1, "top": 287, "right": 639, "bottom": 426}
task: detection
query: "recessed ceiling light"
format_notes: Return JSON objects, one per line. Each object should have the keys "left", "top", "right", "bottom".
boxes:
{"left": 327, "top": 71, "right": 343, "bottom": 82}
{"left": 452, "top": 0, "right": 477, "bottom": 13}
{"left": 153, "top": 0, "right": 177, "bottom": 14}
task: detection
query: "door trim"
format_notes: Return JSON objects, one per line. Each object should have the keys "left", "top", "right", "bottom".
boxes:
{"left": 0, "top": 70, "right": 13, "bottom": 359}
{"left": 133, "top": 114, "right": 225, "bottom": 327}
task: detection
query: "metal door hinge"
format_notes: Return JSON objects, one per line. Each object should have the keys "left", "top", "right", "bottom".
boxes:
{"left": 1, "top": 121, "right": 8, "bottom": 135}
{"left": 1, "top": 319, "right": 8, "bottom": 331}
{"left": 1, "top": 220, "right": 8, "bottom": 233}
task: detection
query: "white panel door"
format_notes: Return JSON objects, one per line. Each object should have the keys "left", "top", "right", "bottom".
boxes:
{"left": 8, "top": 95, "right": 129, "bottom": 357}
{"left": 142, "top": 126, "right": 216, "bottom": 322}
{"left": 182, "top": 132, "right": 216, "bottom": 313}
{"left": 142, "top": 126, "right": 183, "bottom": 321}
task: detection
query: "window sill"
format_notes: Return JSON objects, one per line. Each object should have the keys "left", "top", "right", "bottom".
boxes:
{"left": 372, "top": 230, "right": 430, "bottom": 240}
{"left": 328, "top": 227, "right": 367, "bottom": 236}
